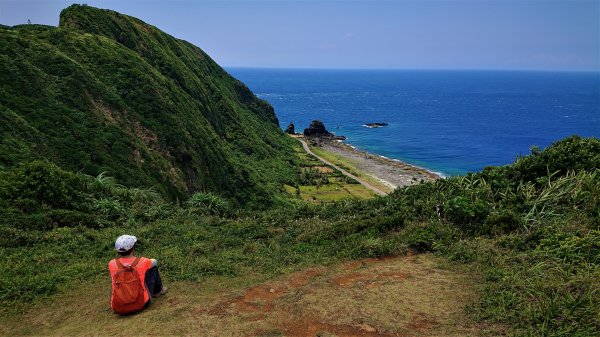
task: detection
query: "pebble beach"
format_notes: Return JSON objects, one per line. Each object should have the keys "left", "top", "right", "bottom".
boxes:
{"left": 316, "top": 139, "right": 441, "bottom": 190}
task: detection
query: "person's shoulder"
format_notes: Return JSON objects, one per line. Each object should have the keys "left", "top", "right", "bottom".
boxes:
{"left": 138, "top": 256, "right": 153, "bottom": 267}
{"left": 108, "top": 258, "right": 117, "bottom": 270}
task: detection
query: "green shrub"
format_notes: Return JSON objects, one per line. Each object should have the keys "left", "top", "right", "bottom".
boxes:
{"left": 92, "top": 198, "right": 125, "bottom": 221}
{"left": 401, "top": 223, "right": 437, "bottom": 252}
{"left": 352, "top": 236, "right": 389, "bottom": 258}
{"left": 46, "top": 209, "right": 98, "bottom": 228}
{"left": 0, "top": 225, "right": 42, "bottom": 247}
{"left": 444, "top": 196, "right": 490, "bottom": 233}
{"left": 0, "top": 161, "right": 86, "bottom": 211}
{"left": 185, "top": 192, "right": 232, "bottom": 216}
{"left": 483, "top": 209, "right": 524, "bottom": 235}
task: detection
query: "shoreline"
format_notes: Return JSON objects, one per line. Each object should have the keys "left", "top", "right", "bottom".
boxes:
{"left": 336, "top": 140, "right": 444, "bottom": 178}
{"left": 305, "top": 136, "right": 441, "bottom": 191}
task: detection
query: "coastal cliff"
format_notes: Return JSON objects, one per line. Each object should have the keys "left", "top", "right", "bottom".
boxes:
{"left": 0, "top": 5, "right": 296, "bottom": 205}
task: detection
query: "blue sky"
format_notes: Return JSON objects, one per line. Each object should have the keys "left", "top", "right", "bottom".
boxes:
{"left": 1, "top": 0, "right": 598, "bottom": 70}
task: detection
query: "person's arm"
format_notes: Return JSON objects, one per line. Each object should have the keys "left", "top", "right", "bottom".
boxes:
{"left": 150, "top": 258, "right": 157, "bottom": 267}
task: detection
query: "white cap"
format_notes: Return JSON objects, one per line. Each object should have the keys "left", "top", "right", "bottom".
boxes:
{"left": 115, "top": 235, "right": 137, "bottom": 252}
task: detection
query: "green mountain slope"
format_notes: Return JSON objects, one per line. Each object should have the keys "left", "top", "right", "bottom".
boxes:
{"left": 0, "top": 5, "right": 296, "bottom": 205}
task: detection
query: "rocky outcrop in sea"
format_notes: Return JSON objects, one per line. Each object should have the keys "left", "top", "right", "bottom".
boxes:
{"left": 285, "top": 122, "right": 295, "bottom": 134}
{"left": 303, "top": 120, "right": 346, "bottom": 140}
{"left": 303, "top": 120, "right": 330, "bottom": 137}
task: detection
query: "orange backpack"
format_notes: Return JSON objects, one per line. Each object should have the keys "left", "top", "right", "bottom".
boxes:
{"left": 111, "top": 257, "right": 146, "bottom": 314}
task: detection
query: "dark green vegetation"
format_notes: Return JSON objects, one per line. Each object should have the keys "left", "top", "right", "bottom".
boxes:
{"left": 0, "top": 5, "right": 297, "bottom": 206}
{"left": 1, "top": 136, "right": 598, "bottom": 336}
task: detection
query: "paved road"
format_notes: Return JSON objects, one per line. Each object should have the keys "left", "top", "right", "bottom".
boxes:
{"left": 297, "top": 138, "right": 388, "bottom": 197}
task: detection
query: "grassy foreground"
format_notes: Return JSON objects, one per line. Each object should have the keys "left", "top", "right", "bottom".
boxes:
{"left": 0, "top": 136, "right": 599, "bottom": 336}
{"left": 1, "top": 254, "right": 506, "bottom": 336}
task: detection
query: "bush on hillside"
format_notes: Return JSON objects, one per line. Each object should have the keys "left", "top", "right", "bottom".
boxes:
{"left": 185, "top": 192, "right": 232, "bottom": 216}
{"left": 481, "top": 135, "right": 600, "bottom": 188}
{"left": 0, "top": 161, "right": 174, "bottom": 230}
{"left": 0, "top": 160, "right": 86, "bottom": 211}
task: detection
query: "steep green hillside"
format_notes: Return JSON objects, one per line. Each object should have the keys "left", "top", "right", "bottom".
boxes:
{"left": 0, "top": 5, "right": 296, "bottom": 205}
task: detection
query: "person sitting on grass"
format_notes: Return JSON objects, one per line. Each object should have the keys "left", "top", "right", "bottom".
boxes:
{"left": 108, "top": 235, "right": 168, "bottom": 314}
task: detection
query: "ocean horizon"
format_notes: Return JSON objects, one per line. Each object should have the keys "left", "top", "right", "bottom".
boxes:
{"left": 228, "top": 68, "right": 600, "bottom": 176}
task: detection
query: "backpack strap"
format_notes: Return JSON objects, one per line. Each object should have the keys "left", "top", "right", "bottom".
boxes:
{"left": 115, "top": 257, "right": 141, "bottom": 269}
{"left": 130, "top": 257, "right": 141, "bottom": 268}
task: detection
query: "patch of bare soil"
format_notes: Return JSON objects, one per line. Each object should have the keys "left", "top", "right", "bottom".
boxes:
{"left": 208, "top": 267, "right": 327, "bottom": 318}
{"left": 279, "top": 317, "right": 395, "bottom": 337}
{"left": 1, "top": 254, "right": 506, "bottom": 337}
{"left": 314, "top": 166, "right": 335, "bottom": 173}
{"left": 206, "top": 254, "right": 500, "bottom": 337}
{"left": 303, "top": 166, "right": 335, "bottom": 174}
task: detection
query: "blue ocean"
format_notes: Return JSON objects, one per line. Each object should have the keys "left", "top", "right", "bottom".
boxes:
{"left": 228, "top": 68, "right": 600, "bottom": 176}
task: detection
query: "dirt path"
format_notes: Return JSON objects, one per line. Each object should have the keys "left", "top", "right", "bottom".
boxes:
{"left": 1, "top": 254, "right": 504, "bottom": 337}
{"left": 298, "top": 138, "right": 388, "bottom": 197}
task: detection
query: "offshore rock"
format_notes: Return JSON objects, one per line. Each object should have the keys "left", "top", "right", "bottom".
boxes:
{"left": 303, "top": 120, "right": 331, "bottom": 137}
{"left": 364, "top": 122, "right": 389, "bottom": 128}
{"left": 285, "top": 122, "right": 295, "bottom": 134}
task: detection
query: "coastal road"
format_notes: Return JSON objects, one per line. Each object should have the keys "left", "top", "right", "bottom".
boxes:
{"left": 297, "top": 138, "right": 388, "bottom": 197}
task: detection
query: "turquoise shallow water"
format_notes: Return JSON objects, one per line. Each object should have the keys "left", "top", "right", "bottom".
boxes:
{"left": 228, "top": 68, "right": 600, "bottom": 176}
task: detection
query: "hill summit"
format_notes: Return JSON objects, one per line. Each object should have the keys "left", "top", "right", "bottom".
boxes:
{"left": 0, "top": 4, "right": 296, "bottom": 206}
